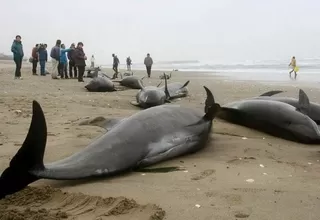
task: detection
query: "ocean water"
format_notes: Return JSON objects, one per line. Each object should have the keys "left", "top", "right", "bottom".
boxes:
{"left": 102, "top": 58, "right": 320, "bottom": 83}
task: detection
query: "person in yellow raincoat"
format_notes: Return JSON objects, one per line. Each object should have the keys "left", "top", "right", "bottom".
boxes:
{"left": 288, "top": 56, "right": 299, "bottom": 79}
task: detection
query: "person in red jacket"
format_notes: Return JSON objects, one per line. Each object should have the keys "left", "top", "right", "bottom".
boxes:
{"left": 31, "top": 44, "right": 39, "bottom": 75}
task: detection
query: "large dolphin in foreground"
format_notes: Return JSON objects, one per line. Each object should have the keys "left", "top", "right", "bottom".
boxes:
{"left": 131, "top": 73, "right": 170, "bottom": 108}
{"left": 248, "top": 90, "right": 320, "bottom": 125}
{"left": 217, "top": 89, "right": 320, "bottom": 144}
{"left": 0, "top": 86, "right": 220, "bottom": 199}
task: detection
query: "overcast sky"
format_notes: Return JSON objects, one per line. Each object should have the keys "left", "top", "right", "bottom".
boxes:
{"left": 1, "top": 0, "right": 319, "bottom": 64}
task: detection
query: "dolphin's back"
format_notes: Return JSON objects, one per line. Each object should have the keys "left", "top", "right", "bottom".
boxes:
{"left": 33, "top": 105, "right": 204, "bottom": 180}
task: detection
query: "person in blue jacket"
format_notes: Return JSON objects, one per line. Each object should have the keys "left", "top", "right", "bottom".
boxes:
{"left": 11, "top": 35, "right": 24, "bottom": 79}
{"left": 59, "top": 44, "right": 73, "bottom": 79}
{"left": 38, "top": 44, "right": 48, "bottom": 76}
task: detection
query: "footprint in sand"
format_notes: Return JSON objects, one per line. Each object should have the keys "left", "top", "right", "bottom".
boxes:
{"left": 0, "top": 186, "right": 165, "bottom": 220}
{"left": 191, "top": 169, "right": 216, "bottom": 180}
{"left": 234, "top": 213, "right": 250, "bottom": 218}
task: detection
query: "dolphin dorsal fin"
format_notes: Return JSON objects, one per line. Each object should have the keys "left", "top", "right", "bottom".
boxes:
{"left": 203, "top": 86, "right": 220, "bottom": 121}
{"left": 180, "top": 80, "right": 190, "bottom": 89}
{"left": 163, "top": 73, "right": 170, "bottom": 100}
{"left": 297, "top": 89, "right": 310, "bottom": 115}
{"left": 259, "top": 90, "right": 284, "bottom": 96}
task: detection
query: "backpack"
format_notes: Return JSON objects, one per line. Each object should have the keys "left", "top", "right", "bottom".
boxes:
{"left": 50, "top": 46, "right": 59, "bottom": 60}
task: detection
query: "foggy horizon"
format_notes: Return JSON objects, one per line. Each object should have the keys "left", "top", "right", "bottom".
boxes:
{"left": 1, "top": 0, "right": 320, "bottom": 65}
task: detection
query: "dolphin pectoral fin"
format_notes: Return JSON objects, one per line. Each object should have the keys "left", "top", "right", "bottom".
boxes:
{"left": 130, "top": 100, "right": 141, "bottom": 107}
{"left": 259, "top": 90, "right": 284, "bottom": 96}
{"left": 79, "top": 116, "right": 125, "bottom": 131}
{"left": 138, "top": 133, "right": 201, "bottom": 167}
{"left": 0, "top": 100, "right": 47, "bottom": 199}
{"left": 134, "top": 166, "right": 185, "bottom": 173}
{"left": 180, "top": 80, "right": 190, "bottom": 89}
{"left": 297, "top": 89, "right": 310, "bottom": 115}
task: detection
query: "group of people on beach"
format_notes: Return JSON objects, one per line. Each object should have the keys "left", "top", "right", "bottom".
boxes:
{"left": 11, "top": 35, "right": 155, "bottom": 81}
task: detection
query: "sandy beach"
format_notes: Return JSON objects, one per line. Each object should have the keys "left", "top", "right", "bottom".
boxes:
{"left": 1, "top": 60, "right": 320, "bottom": 220}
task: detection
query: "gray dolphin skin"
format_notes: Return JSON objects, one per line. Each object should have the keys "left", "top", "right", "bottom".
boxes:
{"left": 113, "top": 76, "right": 144, "bottom": 89}
{"left": 217, "top": 89, "right": 320, "bottom": 144}
{"left": 161, "top": 80, "right": 190, "bottom": 99}
{"left": 85, "top": 77, "right": 116, "bottom": 92}
{"left": 0, "top": 86, "right": 220, "bottom": 199}
{"left": 131, "top": 73, "right": 170, "bottom": 108}
{"left": 250, "top": 90, "right": 320, "bottom": 124}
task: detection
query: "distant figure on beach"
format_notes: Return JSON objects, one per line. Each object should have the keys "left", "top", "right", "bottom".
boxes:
{"left": 68, "top": 43, "right": 77, "bottom": 78}
{"left": 126, "top": 56, "right": 132, "bottom": 71}
{"left": 31, "top": 44, "right": 40, "bottom": 75}
{"left": 73, "top": 42, "right": 87, "bottom": 82}
{"left": 38, "top": 44, "right": 48, "bottom": 76}
{"left": 11, "top": 35, "right": 24, "bottom": 79}
{"left": 144, "top": 53, "right": 153, "bottom": 78}
{"left": 90, "top": 55, "right": 95, "bottom": 68}
{"left": 59, "top": 44, "right": 72, "bottom": 79}
{"left": 112, "top": 54, "right": 120, "bottom": 79}
{"left": 50, "top": 39, "right": 61, "bottom": 79}
{"left": 289, "top": 56, "right": 298, "bottom": 79}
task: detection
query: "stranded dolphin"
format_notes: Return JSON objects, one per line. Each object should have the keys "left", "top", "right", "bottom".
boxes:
{"left": 0, "top": 86, "right": 220, "bottom": 199}
{"left": 249, "top": 90, "right": 320, "bottom": 124}
{"left": 130, "top": 73, "right": 170, "bottom": 108}
{"left": 217, "top": 89, "right": 320, "bottom": 144}
{"left": 85, "top": 77, "right": 116, "bottom": 92}
{"left": 161, "top": 80, "right": 190, "bottom": 99}
{"left": 113, "top": 76, "right": 145, "bottom": 90}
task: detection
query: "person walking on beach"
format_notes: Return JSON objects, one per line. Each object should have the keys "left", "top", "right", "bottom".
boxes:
{"left": 126, "top": 56, "right": 132, "bottom": 71}
{"left": 59, "top": 44, "right": 73, "bottom": 79}
{"left": 289, "top": 56, "right": 298, "bottom": 79}
{"left": 67, "top": 43, "right": 77, "bottom": 78}
{"left": 50, "top": 39, "right": 61, "bottom": 79}
{"left": 144, "top": 53, "right": 153, "bottom": 78}
{"left": 73, "top": 42, "right": 87, "bottom": 82}
{"left": 11, "top": 35, "right": 24, "bottom": 79}
{"left": 90, "top": 55, "right": 95, "bottom": 68}
{"left": 31, "top": 44, "right": 39, "bottom": 75}
{"left": 112, "top": 54, "right": 120, "bottom": 79}
{"left": 38, "top": 44, "right": 48, "bottom": 76}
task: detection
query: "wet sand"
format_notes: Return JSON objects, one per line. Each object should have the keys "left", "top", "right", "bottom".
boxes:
{"left": 0, "top": 61, "right": 320, "bottom": 220}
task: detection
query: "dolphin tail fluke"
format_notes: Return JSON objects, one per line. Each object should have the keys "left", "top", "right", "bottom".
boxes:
{"left": 163, "top": 73, "right": 171, "bottom": 100}
{"left": 203, "top": 86, "right": 220, "bottom": 120}
{"left": 259, "top": 90, "right": 284, "bottom": 96}
{"left": 0, "top": 100, "right": 47, "bottom": 199}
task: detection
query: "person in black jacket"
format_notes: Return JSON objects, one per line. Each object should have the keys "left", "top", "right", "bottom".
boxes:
{"left": 68, "top": 43, "right": 77, "bottom": 78}
{"left": 73, "top": 42, "right": 87, "bottom": 82}
{"left": 112, "top": 53, "right": 120, "bottom": 79}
